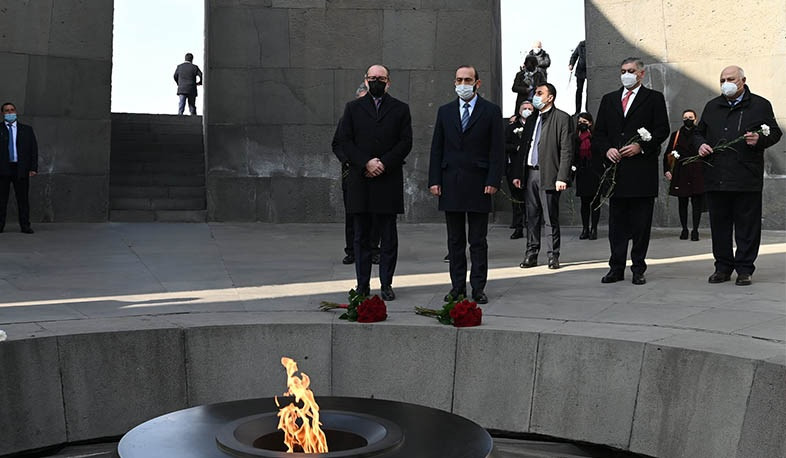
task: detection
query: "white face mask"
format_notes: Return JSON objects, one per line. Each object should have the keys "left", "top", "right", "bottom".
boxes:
{"left": 620, "top": 72, "right": 638, "bottom": 89}
{"left": 520, "top": 109, "right": 533, "bottom": 119}
{"left": 721, "top": 81, "right": 739, "bottom": 97}
{"left": 532, "top": 47, "right": 541, "bottom": 54}
{"left": 532, "top": 96, "right": 547, "bottom": 110}
{"left": 455, "top": 84, "right": 476, "bottom": 101}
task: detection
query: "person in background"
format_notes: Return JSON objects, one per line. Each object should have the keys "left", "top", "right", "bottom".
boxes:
{"left": 568, "top": 40, "right": 587, "bottom": 114}
{"left": 511, "top": 55, "right": 546, "bottom": 118}
{"left": 663, "top": 109, "right": 705, "bottom": 241}
{"left": 527, "top": 40, "right": 551, "bottom": 80}
{"left": 0, "top": 102, "right": 38, "bottom": 234}
{"left": 504, "top": 100, "right": 537, "bottom": 240}
{"left": 572, "top": 112, "right": 601, "bottom": 240}
{"left": 173, "top": 52, "right": 203, "bottom": 115}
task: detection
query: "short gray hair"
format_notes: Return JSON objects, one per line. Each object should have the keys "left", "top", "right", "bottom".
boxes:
{"left": 620, "top": 57, "right": 644, "bottom": 70}
{"left": 355, "top": 83, "right": 367, "bottom": 97}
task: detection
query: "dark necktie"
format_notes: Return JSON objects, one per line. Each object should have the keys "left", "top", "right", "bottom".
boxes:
{"left": 7, "top": 124, "right": 15, "bottom": 162}
{"left": 461, "top": 103, "right": 470, "bottom": 131}
{"left": 375, "top": 98, "right": 381, "bottom": 112}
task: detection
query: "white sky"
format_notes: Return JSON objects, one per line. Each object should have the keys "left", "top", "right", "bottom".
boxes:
{"left": 111, "top": 1, "right": 584, "bottom": 115}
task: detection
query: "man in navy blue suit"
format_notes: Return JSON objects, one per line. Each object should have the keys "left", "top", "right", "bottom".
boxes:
{"left": 428, "top": 65, "right": 504, "bottom": 304}
{"left": 0, "top": 102, "right": 38, "bottom": 234}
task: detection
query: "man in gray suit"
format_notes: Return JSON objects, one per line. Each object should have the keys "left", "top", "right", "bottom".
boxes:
{"left": 513, "top": 83, "right": 573, "bottom": 270}
{"left": 174, "top": 53, "right": 203, "bottom": 115}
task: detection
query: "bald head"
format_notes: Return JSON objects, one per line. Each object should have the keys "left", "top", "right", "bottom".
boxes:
{"left": 720, "top": 65, "right": 746, "bottom": 99}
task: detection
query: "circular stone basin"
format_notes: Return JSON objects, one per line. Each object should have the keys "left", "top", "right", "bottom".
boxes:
{"left": 118, "top": 397, "right": 494, "bottom": 457}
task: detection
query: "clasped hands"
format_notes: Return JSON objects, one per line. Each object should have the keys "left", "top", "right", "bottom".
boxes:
{"left": 365, "top": 158, "right": 385, "bottom": 177}
{"left": 606, "top": 142, "right": 642, "bottom": 163}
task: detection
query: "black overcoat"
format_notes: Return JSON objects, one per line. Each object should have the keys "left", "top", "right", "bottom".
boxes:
{"left": 337, "top": 93, "right": 412, "bottom": 214}
{"left": 692, "top": 86, "right": 782, "bottom": 192}
{"left": 0, "top": 122, "right": 38, "bottom": 178}
{"left": 592, "top": 86, "right": 670, "bottom": 198}
{"left": 572, "top": 130, "right": 604, "bottom": 197}
{"left": 428, "top": 96, "right": 504, "bottom": 213}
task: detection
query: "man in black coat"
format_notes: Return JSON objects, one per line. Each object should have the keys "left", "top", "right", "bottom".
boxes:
{"left": 428, "top": 65, "right": 504, "bottom": 304}
{"left": 568, "top": 40, "right": 587, "bottom": 114}
{"left": 695, "top": 65, "right": 782, "bottom": 286}
{"left": 174, "top": 53, "right": 203, "bottom": 115}
{"left": 0, "top": 102, "right": 38, "bottom": 233}
{"left": 337, "top": 64, "right": 412, "bottom": 300}
{"left": 592, "top": 57, "right": 669, "bottom": 285}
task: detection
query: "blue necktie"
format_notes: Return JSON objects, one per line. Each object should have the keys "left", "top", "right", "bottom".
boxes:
{"left": 7, "top": 124, "right": 14, "bottom": 162}
{"left": 531, "top": 117, "right": 542, "bottom": 166}
{"left": 461, "top": 103, "right": 470, "bottom": 131}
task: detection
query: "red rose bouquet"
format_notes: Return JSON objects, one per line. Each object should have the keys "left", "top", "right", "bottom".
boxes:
{"left": 415, "top": 295, "right": 482, "bottom": 328}
{"left": 320, "top": 289, "right": 387, "bottom": 323}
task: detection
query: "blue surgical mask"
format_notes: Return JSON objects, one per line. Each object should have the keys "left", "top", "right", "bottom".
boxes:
{"left": 532, "top": 96, "right": 545, "bottom": 110}
{"left": 4, "top": 113, "right": 16, "bottom": 123}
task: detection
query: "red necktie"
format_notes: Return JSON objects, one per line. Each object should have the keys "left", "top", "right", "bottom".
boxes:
{"left": 621, "top": 90, "right": 633, "bottom": 114}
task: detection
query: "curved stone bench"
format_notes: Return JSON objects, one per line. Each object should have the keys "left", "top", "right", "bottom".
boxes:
{"left": 2, "top": 312, "right": 783, "bottom": 458}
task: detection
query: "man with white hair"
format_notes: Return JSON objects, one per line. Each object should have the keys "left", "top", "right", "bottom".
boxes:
{"left": 695, "top": 65, "right": 782, "bottom": 286}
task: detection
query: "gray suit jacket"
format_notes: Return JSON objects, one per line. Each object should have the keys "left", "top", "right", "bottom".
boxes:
{"left": 174, "top": 62, "right": 203, "bottom": 96}
{"left": 534, "top": 107, "right": 574, "bottom": 190}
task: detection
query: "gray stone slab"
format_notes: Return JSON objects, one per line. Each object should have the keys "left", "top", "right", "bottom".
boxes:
{"left": 0, "top": 0, "right": 53, "bottom": 55}
{"left": 763, "top": 177, "right": 786, "bottom": 229}
{"left": 735, "top": 316, "right": 786, "bottom": 341}
{"left": 57, "top": 328, "right": 187, "bottom": 441}
{"left": 207, "top": 176, "right": 257, "bottom": 221}
{"left": 332, "top": 315, "right": 457, "bottom": 411}
{"left": 269, "top": 176, "right": 339, "bottom": 222}
{"left": 48, "top": 0, "right": 113, "bottom": 60}
{"left": 530, "top": 334, "right": 643, "bottom": 448}
{"left": 205, "top": 68, "right": 254, "bottom": 124}
{"left": 382, "top": 10, "right": 437, "bottom": 70}
{"left": 452, "top": 328, "right": 538, "bottom": 431}
{"left": 651, "top": 331, "right": 785, "bottom": 361}
{"left": 184, "top": 322, "right": 332, "bottom": 405}
{"left": 0, "top": 53, "right": 30, "bottom": 112}
{"left": 630, "top": 345, "right": 756, "bottom": 458}
{"left": 251, "top": 68, "right": 335, "bottom": 125}
{"left": 736, "top": 360, "right": 786, "bottom": 458}
{"left": 29, "top": 173, "right": 108, "bottom": 223}
{"left": 407, "top": 70, "right": 459, "bottom": 125}
{"left": 208, "top": 7, "right": 263, "bottom": 68}
{"left": 0, "top": 336, "right": 65, "bottom": 456}
{"left": 33, "top": 117, "right": 110, "bottom": 175}
{"left": 433, "top": 10, "right": 493, "bottom": 70}
{"left": 25, "top": 55, "right": 111, "bottom": 119}
{"left": 326, "top": 0, "right": 419, "bottom": 8}
{"left": 288, "top": 8, "right": 382, "bottom": 69}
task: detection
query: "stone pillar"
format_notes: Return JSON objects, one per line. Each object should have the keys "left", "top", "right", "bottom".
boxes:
{"left": 585, "top": 0, "right": 786, "bottom": 229}
{"left": 0, "top": 0, "right": 113, "bottom": 222}
{"left": 205, "top": 0, "right": 502, "bottom": 222}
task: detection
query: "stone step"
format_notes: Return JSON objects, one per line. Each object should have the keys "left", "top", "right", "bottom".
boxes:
{"left": 111, "top": 146, "right": 204, "bottom": 157}
{"left": 110, "top": 209, "right": 206, "bottom": 222}
{"left": 110, "top": 173, "right": 205, "bottom": 187}
{"left": 109, "top": 160, "right": 205, "bottom": 175}
{"left": 110, "top": 197, "right": 205, "bottom": 211}
{"left": 110, "top": 185, "right": 205, "bottom": 199}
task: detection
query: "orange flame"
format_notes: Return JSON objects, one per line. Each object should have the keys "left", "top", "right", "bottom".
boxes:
{"left": 275, "top": 357, "right": 329, "bottom": 453}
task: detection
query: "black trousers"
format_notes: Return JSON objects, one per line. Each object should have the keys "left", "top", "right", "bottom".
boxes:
{"left": 525, "top": 169, "right": 561, "bottom": 258}
{"left": 677, "top": 195, "right": 704, "bottom": 231}
{"left": 445, "top": 211, "right": 489, "bottom": 294}
{"left": 706, "top": 191, "right": 762, "bottom": 275}
{"left": 342, "top": 181, "right": 379, "bottom": 256}
{"left": 575, "top": 77, "right": 586, "bottom": 114}
{"left": 608, "top": 197, "right": 654, "bottom": 275}
{"left": 0, "top": 166, "right": 30, "bottom": 230}
{"left": 504, "top": 163, "right": 525, "bottom": 229}
{"left": 353, "top": 213, "right": 397, "bottom": 288}
{"left": 580, "top": 196, "right": 600, "bottom": 231}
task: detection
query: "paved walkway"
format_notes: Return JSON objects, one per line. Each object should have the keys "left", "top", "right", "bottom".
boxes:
{"left": 1, "top": 223, "right": 784, "bottom": 350}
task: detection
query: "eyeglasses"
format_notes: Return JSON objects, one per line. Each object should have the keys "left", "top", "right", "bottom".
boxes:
{"left": 365, "top": 76, "right": 389, "bottom": 83}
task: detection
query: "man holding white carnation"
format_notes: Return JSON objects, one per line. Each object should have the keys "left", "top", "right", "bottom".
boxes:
{"left": 592, "top": 57, "right": 670, "bottom": 285}
{"left": 695, "top": 65, "right": 782, "bottom": 286}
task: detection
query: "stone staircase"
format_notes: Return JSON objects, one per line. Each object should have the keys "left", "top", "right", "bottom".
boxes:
{"left": 109, "top": 113, "right": 206, "bottom": 222}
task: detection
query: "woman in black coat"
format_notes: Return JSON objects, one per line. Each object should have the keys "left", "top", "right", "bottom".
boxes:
{"left": 572, "top": 112, "right": 602, "bottom": 239}
{"left": 504, "top": 100, "right": 536, "bottom": 239}
{"left": 663, "top": 109, "right": 704, "bottom": 240}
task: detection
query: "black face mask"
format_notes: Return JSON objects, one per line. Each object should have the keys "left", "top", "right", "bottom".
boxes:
{"left": 368, "top": 80, "right": 386, "bottom": 98}
{"left": 578, "top": 123, "right": 590, "bottom": 131}
{"left": 683, "top": 119, "right": 695, "bottom": 129}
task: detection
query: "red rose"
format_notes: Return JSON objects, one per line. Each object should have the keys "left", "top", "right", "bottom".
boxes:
{"left": 357, "top": 295, "right": 387, "bottom": 322}
{"left": 449, "top": 299, "right": 482, "bottom": 327}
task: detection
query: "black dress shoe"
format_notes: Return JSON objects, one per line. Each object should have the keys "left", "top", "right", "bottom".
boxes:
{"left": 632, "top": 273, "right": 646, "bottom": 285}
{"left": 708, "top": 271, "right": 731, "bottom": 283}
{"left": 588, "top": 228, "right": 597, "bottom": 240}
{"left": 579, "top": 228, "right": 589, "bottom": 240}
{"left": 510, "top": 229, "right": 524, "bottom": 239}
{"left": 371, "top": 253, "right": 380, "bottom": 265}
{"left": 547, "top": 255, "right": 560, "bottom": 269}
{"left": 20, "top": 227, "right": 34, "bottom": 234}
{"left": 519, "top": 255, "right": 538, "bottom": 268}
{"left": 342, "top": 254, "right": 355, "bottom": 264}
{"left": 735, "top": 274, "right": 752, "bottom": 286}
{"left": 380, "top": 285, "right": 396, "bottom": 301}
{"left": 601, "top": 271, "right": 624, "bottom": 283}
{"left": 680, "top": 228, "right": 689, "bottom": 240}
{"left": 690, "top": 229, "right": 699, "bottom": 241}
{"left": 444, "top": 289, "right": 466, "bottom": 302}
{"left": 355, "top": 285, "right": 370, "bottom": 297}
{"left": 443, "top": 254, "right": 450, "bottom": 263}
{"left": 472, "top": 291, "right": 488, "bottom": 304}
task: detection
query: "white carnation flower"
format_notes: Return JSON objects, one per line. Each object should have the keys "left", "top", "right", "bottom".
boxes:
{"left": 671, "top": 150, "right": 680, "bottom": 159}
{"left": 637, "top": 127, "right": 652, "bottom": 142}
{"left": 571, "top": 165, "right": 577, "bottom": 172}
{"left": 513, "top": 127, "right": 523, "bottom": 134}
{"left": 0, "top": 330, "right": 6, "bottom": 342}
{"left": 761, "top": 124, "right": 770, "bottom": 136}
